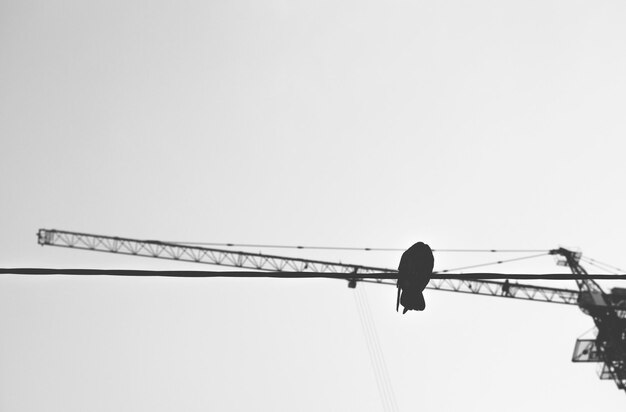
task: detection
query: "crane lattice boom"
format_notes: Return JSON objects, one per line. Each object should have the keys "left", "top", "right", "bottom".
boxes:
{"left": 35, "top": 229, "right": 626, "bottom": 394}
{"left": 37, "top": 229, "right": 579, "bottom": 305}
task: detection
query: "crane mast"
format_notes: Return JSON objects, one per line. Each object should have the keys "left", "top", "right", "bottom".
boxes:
{"left": 556, "top": 248, "right": 626, "bottom": 391}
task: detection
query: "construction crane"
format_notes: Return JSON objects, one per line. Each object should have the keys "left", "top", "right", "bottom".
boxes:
{"left": 35, "top": 229, "right": 626, "bottom": 393}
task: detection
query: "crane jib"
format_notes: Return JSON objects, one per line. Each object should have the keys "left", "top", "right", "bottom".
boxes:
{"left": 31, "top": 228, "right": 584, "bottom": 306}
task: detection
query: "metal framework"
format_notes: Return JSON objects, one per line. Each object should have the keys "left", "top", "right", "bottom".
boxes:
{"left": 556, "top": 249, "right": 626, "bottom": 392}
{"left": 37, "top": 229, "right": 579, "bottom": 305}
{"left": 36, "top": 228, "right": 626, "bottom": 394}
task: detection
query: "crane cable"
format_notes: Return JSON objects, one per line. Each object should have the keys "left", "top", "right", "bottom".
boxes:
{"left": 154, "top": 241, "right": 626, "bottom": 275}
{"left": 580, "top": 259, "right": 616, "bottom": 275}
{"left": 163, "top": 240, "right": 549, "bottom": 254}
{"left": 354, "top": 288, "right": 389, "bottom": 412}
{"left": 354, "top": 286, "right": 399, "bottom": 412}
{"left": 435, "top": 252, "right": 551, "bottom": 273}
{"left": 580, "top": 256, "right": 625, "bottom": 275}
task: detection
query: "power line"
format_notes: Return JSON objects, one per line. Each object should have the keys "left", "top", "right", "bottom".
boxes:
{"left": 3, "top": 268, "right": 626, "bottom": 280}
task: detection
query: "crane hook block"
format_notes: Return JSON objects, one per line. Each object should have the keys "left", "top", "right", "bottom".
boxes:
{"left": 396, "top": 242, "right": 434, "bottom": 314}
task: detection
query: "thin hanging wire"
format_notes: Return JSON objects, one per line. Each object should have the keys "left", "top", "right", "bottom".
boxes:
{"left": 434, "top": 248, "right": 549, "bottom": 253}
{"left": 435, "top": 252, "right": 551, "bottom": 273}
{"left": 360, "top": 288, "right": 400, "bottom": 412}
{"left": 354, "top": 287, "right": 399, "bottom": 412}
{"left": 354, "top": 289, "right": 390, "bottom": 412}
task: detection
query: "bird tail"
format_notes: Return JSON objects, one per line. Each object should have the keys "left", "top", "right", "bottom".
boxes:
{"left": 396, "top": 284, "right": 401, "bottom": 312}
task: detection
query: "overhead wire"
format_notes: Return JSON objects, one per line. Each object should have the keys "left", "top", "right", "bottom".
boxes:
{"left": 3, "top": 268, "right": 626, "bottom": 280}
{"left": 435, "top": 252, "right": 551, "bottom": 273}
{"left": 434, "top": 248, "right": 549, "bottom": 253}
{"left": 163, "top": 240, "right": 549, "bottom": 254}
{"left": 580, "top": 256, "right": 625, "bottom": 275}
{"left": 581, "top": 259, "right": 619, "bottom": 275}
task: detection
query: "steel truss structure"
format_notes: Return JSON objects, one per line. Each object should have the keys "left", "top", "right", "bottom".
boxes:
{"left": 37, "top": 229, "right": 578, "bottom": 305}
{"left": 556, "top": 248, "right": 626, "bottom": 391}
{"left": 36, "top": 229, "right": 626, "bottom": 392}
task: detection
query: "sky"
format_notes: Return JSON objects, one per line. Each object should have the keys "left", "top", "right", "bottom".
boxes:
{"left": 2, "top": 0, "right": 626, "bottom": 410}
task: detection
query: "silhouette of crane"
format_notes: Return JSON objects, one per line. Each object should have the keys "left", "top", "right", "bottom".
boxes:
{"left": 35, "top": 229, "right": 626, "bottom": 393}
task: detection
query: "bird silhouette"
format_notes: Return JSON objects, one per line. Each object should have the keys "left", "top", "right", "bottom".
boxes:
{"left": 397, "top": 242, "right": 434, "bottom": 313}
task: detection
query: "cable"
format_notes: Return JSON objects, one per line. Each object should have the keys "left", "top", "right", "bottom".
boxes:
{"left": 354, "top": 289, "right": 389, "bottom": 412}
{"left": 354, "top": 287, "right": 398, "bottom": 412}
{"left": 168, "top": 242, "right": 403, "bottom": 251}
{"left": 435, "top": 253, "right": 550, "bottom": 273}
{"left": 3, "top": 268, "right": 626, "bottom": 279}
{"left": 163, "top": 240, "right": 548, "bottom": 254}
{"left": 581, "top": 256, "right": 625, "bottom": 274}
{"left": 581, "top": 259, "right": 619, "bottom": 275}
{"left": 360, "top": 288, "right": 399, "bottom": 412}
{"left": 576, "top": 325, "right": 598, "bottom": 340}
{"left": 434, "top": 249, "right": 549, "bottom": 253}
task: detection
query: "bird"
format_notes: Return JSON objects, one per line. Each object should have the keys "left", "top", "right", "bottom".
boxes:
{"left": 396, "top": 242, "right": 434, "bottom": 314}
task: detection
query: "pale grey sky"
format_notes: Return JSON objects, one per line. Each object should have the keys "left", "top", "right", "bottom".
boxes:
{"left": 2, "top": 0, "right": 626, "bottom": 410}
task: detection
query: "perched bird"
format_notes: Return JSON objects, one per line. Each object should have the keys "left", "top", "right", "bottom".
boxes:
{"left": 397, "top": 242, "right": 434, "bottom": 313}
